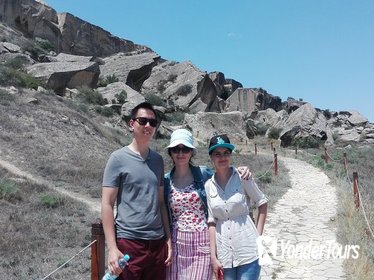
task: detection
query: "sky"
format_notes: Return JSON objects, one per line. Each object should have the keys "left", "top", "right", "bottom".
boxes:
{"left": 45, "top": 0, "right": 374, "bottom": 123}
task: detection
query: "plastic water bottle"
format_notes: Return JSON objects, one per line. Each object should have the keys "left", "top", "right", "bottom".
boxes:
{"left": 102, "top": 254, "right": 130, "bottom": 280}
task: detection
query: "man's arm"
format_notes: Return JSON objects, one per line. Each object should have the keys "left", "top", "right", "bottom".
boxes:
{"left": 159, "top": 186, "right": 172, "bottom": 266}
{"left": 101, "top": 186, "right": 123, "bottom": 276}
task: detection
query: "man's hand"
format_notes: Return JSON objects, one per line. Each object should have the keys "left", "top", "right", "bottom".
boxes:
{"left": 238, "top": 166, "right": 251, "bottom": 180}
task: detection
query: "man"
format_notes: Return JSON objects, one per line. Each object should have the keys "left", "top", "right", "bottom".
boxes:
{"left": 101, "top": 102, "right": 172, "bottom": 280}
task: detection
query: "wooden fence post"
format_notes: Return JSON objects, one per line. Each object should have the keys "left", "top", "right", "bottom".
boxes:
{"left": 353, "top": 172, "right": 360, "bottom": 209}
{"left": 295, "top": 146, "right": 298, "bottom": 156}
{"left": 324, "top": 147, "right": 328, "bottom": 163}
{"left": 91, "top": 220, "right": 105, "bottom": 280}
{"left": 343, "top": 152, "right": 347, "bottom": 173}
{"left": 254, "top": 143, "right": 257, "bottom": 155}
{"left": 274, "top": 153, "right": 278, "bottom": 176}
{"left": 270, "top": 142, "right": 273, "bottom": 151}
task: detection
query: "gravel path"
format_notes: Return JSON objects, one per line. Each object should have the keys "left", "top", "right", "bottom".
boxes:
{"left": 260, "top": 156, "right": 346, "bottom": 280}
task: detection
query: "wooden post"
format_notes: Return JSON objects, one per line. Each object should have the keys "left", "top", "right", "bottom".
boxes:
{"left": 254, "top": 143, "right": 257, "bottom": 155}
{"left": 91, "top": 220, "right": 105, "bottom": 280}
{"left": 270, "top": 142, "right": 273, "bottom": 151}
{"left": 353, "top": 172, "right": 360, "bottom": 209}
{"left": 274, "top": 153, "right": 278, "bottom": 176}
{"left": 343, "top": 152, "right": 347, "bottom": 173}
{"left": 196, "top": 131, "right": 199, "bottom": 138}
{"left": 273, "top": 147, "right": 276, "bottom": 154}
{"left": 295, "top": 146, "right": 298, "bottom": 156}
{"left": 324, "top": 147, "right": 328, "bottom": 163}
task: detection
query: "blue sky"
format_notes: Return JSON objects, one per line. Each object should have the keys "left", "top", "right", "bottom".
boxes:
{"left": 45, "top": 0, "right": 374, "bottom": 123}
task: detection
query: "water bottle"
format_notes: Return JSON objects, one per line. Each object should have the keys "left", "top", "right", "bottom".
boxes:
{"left": 102, "top": 254, "right": 130, "bottom": 280}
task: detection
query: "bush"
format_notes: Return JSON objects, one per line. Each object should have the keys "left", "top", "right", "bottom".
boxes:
{"left": 175, "top": 84, "right": 193, "bottom": 96}
{"left": 115, "top": 90, "right": 127, "bottom": 104}
{"left": 0, "top": 65, "right": 41, "bottom": 89}
{"left": 293, "top": 136, "right": 321, "bottom": 149}
{"left": 267, "top": 127, "right": 282, "bottom": 140}
{"left": 97, "top": 74, "right": 119, "bottom": 87}
{"left": 167, "top": 74, "right": 177, "bottom": 82}
{"left": 255, "top": 123, "right": 269, "bottom": 136}
{"left": 39, "top": 193, "right": 64, "bottom": 208}
{"left": 145, "top": 93, "right": 165, "bottom": 106}
{"left": 4, "top": 55, "right": 28, "bottom": 70}
{"left": 77, "top": 86, "right": 107, "bottom": 105}
{"left": 94, "top": 106, "right": 115, "bottom": 117}
{"left": 0, "top": 178, "right": 22, "bottom": 202}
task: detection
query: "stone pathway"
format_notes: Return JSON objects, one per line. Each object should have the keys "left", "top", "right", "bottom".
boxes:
{"left": 260, "top": 156, "right": 346, "bottom": 280}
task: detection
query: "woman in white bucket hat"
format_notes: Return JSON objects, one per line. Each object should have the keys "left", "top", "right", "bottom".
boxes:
{"left": 164, "top": 129, "right": 250, "bottom": 280}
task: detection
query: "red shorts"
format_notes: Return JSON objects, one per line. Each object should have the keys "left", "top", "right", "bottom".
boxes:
{"left": 117, "top": 237, "right": 167, "bottom": 280}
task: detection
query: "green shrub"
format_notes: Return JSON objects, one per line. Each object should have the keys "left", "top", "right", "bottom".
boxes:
{"left": 175, "top": 84, "right": 193, "bottom": 96}
{"left": 145, "top": 93, "right": 165, "bottom": 106}
{"left": 4, "top": 55, "right": 28, "bottom": 70}
{"left": 255, "top": 123, "right": 269, "bottom": 136}
{"left": 0, "top": 66, "right": 41, "bottom": 89}
{"left": 293, "top": 136, "right": 321, "bottom": 149}
{"left": 255, "top": 171, "right": 272, "bottom": 183}
{"left": 0, "top": 179, "right": 22, "bottom": 202}
{"left": 115, "top": 90, "right": 127, "bottom": 104}
{"left": 157, "top": 80, "right": 167, "bottom": 93}
{"left": 97, "top": 74, "right": 119, "bottom": 87}
{"left": 267, "top": 127, "right": 282, "bottom": 140}
{"left": 167, "top": 74, "right": 177, "bottom": 82}
{"left": 39, "top": 193, "right": 64, "bottom": 208}
{"left": 22, "top": 38, "right": 55, "bottom": 59}
{"left": 94, "top": 106, "right": 115, "bottom": 117}
{"left": 77, "top": 86, "right": 107, "bottom": 105}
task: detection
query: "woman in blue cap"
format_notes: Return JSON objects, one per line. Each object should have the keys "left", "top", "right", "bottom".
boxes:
{"left": 205, "top": 134, "right": 268, "bottom": 280}
{"left": 164, "top": 129, "right": 250, "bottom": 280}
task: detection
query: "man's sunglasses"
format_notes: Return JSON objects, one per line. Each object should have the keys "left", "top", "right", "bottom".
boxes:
{"left": 169, "top": 146, "right": 193, "bottom": 154}
{"left": 133, "top": 117, "right": 158, "bottom": 127}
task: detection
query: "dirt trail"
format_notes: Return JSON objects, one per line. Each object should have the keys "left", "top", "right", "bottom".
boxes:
{"left": 0, "top": 159, "right": 101, "bottom": 214}
{"left": 260, "top": 156, "right": 345, "bottom": 280}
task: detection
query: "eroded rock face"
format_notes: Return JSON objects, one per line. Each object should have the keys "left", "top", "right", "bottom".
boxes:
{"left": 0, "top": 0, "right": 149, "bottom": 57}
{"left": 141, "top": 61, "right": 220, "bottom": 113}
{"left": 225, "top": 88, "right": 282, "bottom": 114}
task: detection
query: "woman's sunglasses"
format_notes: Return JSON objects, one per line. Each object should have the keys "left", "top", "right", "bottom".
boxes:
{"left": 169, "top": 146, "right": 193, "bottom": 154}
{"left": 133, "top": 117, "right": 158, "bottom": 127}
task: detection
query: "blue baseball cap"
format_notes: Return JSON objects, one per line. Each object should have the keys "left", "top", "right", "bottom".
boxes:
{"left": 208, "top": 134, "right": 235, "bottom": 154}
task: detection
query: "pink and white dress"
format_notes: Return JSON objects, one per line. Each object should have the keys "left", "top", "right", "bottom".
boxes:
{"left": 167, "top": 182, "right": 212, "bottom": 280}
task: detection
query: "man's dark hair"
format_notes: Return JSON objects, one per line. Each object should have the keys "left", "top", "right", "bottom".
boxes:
{"left": 130, "top": 102, "right": 157, "bottom": 120}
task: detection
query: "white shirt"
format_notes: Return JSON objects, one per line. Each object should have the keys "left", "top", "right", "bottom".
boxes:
{"left": 205, "top": 167, "right": 268, "bottom": 268}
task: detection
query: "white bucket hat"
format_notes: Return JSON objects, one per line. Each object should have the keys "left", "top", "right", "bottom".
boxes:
{"left": 167, "top": 129, "right": 196, "bottom": 149}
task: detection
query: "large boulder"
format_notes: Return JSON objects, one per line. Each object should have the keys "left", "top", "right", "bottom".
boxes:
{"left": 279, "top": 103, "right": 334, "bottom": 147}
{"left": 141, "top": 61, "right": 220, "bottom": 113}
{"left": 100, "top": 52, "right": 160, "bottom": 91}
{"left": 184, "top": 111, "right": 247, "bottom": 143}
{"left": 27, "top": 59, "right": 100, "bottom": 93}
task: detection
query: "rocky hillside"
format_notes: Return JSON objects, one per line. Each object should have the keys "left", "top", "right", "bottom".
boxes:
{"left": 1, "top": 0, "right": 373, "bottom": 147}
